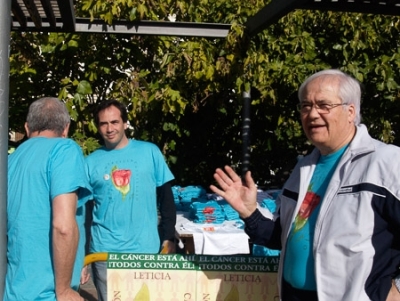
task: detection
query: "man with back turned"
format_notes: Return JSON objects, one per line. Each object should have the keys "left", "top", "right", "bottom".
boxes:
{"left": 5, "top": 97, "right": 91, "bottom": 301}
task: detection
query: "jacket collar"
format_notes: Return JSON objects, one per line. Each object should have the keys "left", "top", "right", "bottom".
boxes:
{"left": 344, "top": 124, "right": 375, "bottom": 159}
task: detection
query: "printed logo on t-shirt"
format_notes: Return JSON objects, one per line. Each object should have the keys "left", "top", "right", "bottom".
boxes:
{"left": 293, "top": 184, "right": 320, "bottom": 232}
{"left": 111, "top": 166, "right": 132, "bottom": 199}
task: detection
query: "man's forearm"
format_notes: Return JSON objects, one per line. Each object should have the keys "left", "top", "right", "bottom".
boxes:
{"left": 52, "top": 192, "right": 80, "bottom": 297}
{"left": 53, "top": 221, "right": 79, "bottom": 295}
{"left": 243, "top": 209, "right": 282, "bottom": 250}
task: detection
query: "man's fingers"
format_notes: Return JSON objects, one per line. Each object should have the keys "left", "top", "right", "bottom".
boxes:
{"left": 224, "top": 165, "right": 241, "bottom": 183}
{"left": 213, "top": 169, "right": 232, "bottom": 188}
{"left": 244, "top": 170, "right": 255, "bottom": 188}
{"left": 209, "top": 184, "right": 224, "bottom": 196}
{"left": 211, "top": 166, "right": 246, "bottom": 197}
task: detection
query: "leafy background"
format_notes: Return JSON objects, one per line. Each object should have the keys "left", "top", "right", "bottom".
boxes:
{"left": 9, "top": 0, "right": 400, "bottom": 189}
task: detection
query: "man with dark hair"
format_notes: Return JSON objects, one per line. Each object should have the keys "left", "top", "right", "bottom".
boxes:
{"left": 5, "top": 97, "right": 91, "bottom": 301}
{"left": 86, "top": 99, "right": 176, "bottom": 301}
{"left": 211, "top": 70, "right": 400, "bottom": 301}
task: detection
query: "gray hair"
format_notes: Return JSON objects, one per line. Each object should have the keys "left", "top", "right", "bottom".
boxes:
{"left": 26, "top": 97, "right": 71, "bottom": 136}
{"left": 298, "top": 69, "right": 361, "bottom": 125}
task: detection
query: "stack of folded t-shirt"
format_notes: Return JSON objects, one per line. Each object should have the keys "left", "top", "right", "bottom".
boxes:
{"left": 218, "top": 200, "right": 240, "bottom": 221}
{"left": 189, "top": 199, "right": 225, "bottom": 224}
{"left": 259, "top": 197, "right": 277, "bottom": 213}
{"left": 172, "top": 185, "right": 184, "bottom": 210}
{"left": 172, "top": 185, "right": 207, "bottom": 211}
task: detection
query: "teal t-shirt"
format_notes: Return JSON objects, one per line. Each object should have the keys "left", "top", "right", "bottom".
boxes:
{"left": 283, "top": 145, "right": 347, "bottom": 290}
{"left": 86, "top": 139, "right": 174, "bottom": 254}
{"left": 5, "top": 137, "right": 91, "bottom": 301}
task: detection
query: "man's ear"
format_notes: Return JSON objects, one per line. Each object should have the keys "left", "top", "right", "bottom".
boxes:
{"left": 347, "top": 104, "right": 356, "bottom": 124}
{"left": 61, "top": 123, "right": 70, "bottom": 138}
{"left": 24, "top": 122, "right": 30, "bottom": 137}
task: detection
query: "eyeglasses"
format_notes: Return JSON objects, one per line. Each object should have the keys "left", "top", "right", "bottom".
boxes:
{"left": 297, "top": 102, "right": 348, "bottom": 114}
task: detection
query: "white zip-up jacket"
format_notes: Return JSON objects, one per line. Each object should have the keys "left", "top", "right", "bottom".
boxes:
{"left": 245, "top": 124, "right": 400, "bottom": 300}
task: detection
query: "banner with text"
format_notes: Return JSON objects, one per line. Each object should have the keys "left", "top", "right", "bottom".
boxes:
{"left": 107, "top": 253, "right": 279, "bottom": 301}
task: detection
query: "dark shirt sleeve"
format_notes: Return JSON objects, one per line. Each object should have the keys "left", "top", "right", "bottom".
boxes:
{"left": 242, "top": 208, "right": 282, "bottom": 250}
{"left": 157, "top": 181, "right": 177, "bottom": 242}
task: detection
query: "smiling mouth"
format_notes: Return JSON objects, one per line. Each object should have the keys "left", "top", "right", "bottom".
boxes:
{"left": 309, "top": 124, "right": 325, "bottom": 128}
{"left": 308, "top": 125, "right": 326, "bottom": 132}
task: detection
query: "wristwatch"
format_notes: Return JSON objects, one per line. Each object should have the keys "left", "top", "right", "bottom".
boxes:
{"left": 394, "top": 275, "right": 400, "bottom": 293}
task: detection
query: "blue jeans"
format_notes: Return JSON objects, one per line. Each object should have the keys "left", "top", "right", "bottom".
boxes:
{"left": 91, "top": 261, "right": 107, "bottom": 301}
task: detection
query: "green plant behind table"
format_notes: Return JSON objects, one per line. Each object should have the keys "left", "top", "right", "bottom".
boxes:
{"left": 8, "top": 1, "right": 400, "bottom": 188}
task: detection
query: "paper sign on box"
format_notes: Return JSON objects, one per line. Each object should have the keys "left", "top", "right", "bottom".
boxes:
{"left": 106, "top": 253, "right": 279, "bottom": 301}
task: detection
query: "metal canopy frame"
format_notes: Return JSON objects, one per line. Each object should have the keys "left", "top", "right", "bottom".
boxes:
{"left": 12, "top": 0, "right": 400, "bottom": 38}
{"left": 246, "top": 0, "right": 400, "bottom": 36}
{"left": 73, "top": 19, "right": 231, "bottom": 38}
{"left": 11, "top": 0, "right": 231, "bottom": 38}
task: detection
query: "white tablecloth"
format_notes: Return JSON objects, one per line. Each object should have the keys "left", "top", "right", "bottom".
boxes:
{"left": 175, "top": 211, "right": 250, "bottom": 255}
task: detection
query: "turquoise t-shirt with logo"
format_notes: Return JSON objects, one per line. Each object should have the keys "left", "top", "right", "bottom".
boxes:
{"left": 86, "top": 139, "right": 174, "bottom": 254}
{"left": 283, "top": 145, "right": 347, "bottom": 290}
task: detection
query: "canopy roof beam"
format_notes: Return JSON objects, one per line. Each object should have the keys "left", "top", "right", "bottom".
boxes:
{"left": 246, "top": 0, "right": 400, "bottom": 37}
{"left": 74, "top": 19, "right": 231, "bottom": 38}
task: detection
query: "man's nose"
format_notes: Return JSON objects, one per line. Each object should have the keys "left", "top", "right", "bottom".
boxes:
{"left": 308, "top": 104, "right": 321, "bottom": 117}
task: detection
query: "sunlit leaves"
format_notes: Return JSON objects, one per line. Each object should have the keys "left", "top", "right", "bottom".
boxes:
{"left": 9, "top": 1, "right": 400, "bottom": 187}
{"left": 77, "top": 80, "right": 93, "bottom": 94}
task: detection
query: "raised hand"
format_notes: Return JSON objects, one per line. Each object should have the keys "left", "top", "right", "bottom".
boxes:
{"left": 210, "top": 165, "right": 258, "bottom": 218}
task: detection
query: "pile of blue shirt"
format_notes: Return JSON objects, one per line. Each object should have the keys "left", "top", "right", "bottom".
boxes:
{"left": 218, "top": 200, "right": 240, "bottom": 221}
{"left": 189, "top": 199, "right": 226, "bottom": 224}
{"left": 172, "top": 185, "right": 207, "bottom": 211}
{"left": 260, "top": 197, "right": 277, "bottom": 213}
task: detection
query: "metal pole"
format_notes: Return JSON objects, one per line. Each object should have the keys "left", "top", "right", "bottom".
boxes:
{"left": 241, "top": 91, "right": 251, "bottom": 182}
{"left": 0, "top": 0, "right": 11, "bottom": 298}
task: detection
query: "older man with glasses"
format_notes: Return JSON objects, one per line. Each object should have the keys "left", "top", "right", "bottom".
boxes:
{"left": 210, "top": 69, "right": 400, "bottom": 301}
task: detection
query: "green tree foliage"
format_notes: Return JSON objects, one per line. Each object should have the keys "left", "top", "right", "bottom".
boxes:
{"left": 9, "top": 1, "right": 400, "bottom": 189}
